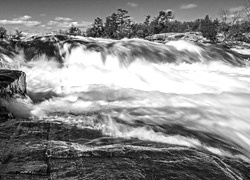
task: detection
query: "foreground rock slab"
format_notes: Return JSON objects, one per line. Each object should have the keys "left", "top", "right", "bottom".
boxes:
{"left": 0, "top": 116, "right": 249, "bottom": 180}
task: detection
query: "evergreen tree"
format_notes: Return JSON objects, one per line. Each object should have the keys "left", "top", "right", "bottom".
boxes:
{"left": 104, "top": 9, "right": 132, "bottom": 39}
{"left": 130, "top": 15, "right": 152, "bottom": 38}
{"left": 86, "top": 17, "right": 104, "bottom": 37}
{"left": 82, "top": 8, "right": 250, "bottom": 43}
{"left": 67, "top": 25, "right": 81, "bottom": 36}
{"left": 104, "top": 13, "right": 119, "bottom": 38}
{"left": 200, "top": 15, "right": 218, "bottom": 42}
{"left": 149, "top": 10, "right": 175, "bottom": 34}
{"left": 115, "top": 9, "right": 132, "bottom": 38}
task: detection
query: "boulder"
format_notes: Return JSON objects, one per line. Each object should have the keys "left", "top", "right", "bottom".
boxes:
{"left": 0, "top": 69, "right": 26, "bottom": 120}
{"left": 0, "top": 69, "right": 26, "bottom": 98}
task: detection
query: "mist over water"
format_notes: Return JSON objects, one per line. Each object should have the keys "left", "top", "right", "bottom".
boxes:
{"left": 2, "top": 38, "right": 250, "bottom": 162}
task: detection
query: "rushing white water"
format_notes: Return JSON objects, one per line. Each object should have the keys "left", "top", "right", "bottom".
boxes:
{"left": 2, "top": 39, "right": 250, "bottom": 162}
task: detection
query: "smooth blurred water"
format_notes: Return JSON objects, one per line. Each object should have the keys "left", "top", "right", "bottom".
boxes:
{"left": 2, "top": 39, "right": 250, "bottom": 162}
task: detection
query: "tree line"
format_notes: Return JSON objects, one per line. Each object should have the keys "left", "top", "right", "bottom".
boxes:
{"left": 1, "top": 6, "right": 250, "bottom": 43}
{"left": 84, "top": 8, "right": 250, "bottom": 43}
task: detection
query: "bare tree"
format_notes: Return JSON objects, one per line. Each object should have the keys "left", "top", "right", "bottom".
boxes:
{"left": 231, "top": 10, "right": 242, "bottom": 24}
{"left": 243, "top": 0, "right": 250, "bottom": 21}
{"left": 219, "top": 8, "right": 242, "bottom": 24}
{"left": 219, "top": 9, "right": 230, "bottom": 23}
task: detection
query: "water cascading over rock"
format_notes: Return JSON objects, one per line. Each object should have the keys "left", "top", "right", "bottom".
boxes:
{"left": 0, "top": 36, "right": 250, "bottom": 179}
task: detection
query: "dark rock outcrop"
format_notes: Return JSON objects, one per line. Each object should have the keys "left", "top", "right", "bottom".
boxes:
{"left": 0, "top": 69, "right": 26, "bottom": 98}
{"left": 0, "top": 69, "right": 26, "bottom": 120}
{"left": 0, "top": 116, "right": 249, "bottom": 180}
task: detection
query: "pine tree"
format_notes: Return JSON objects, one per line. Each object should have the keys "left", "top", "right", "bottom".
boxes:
{"left": 67, "top": 25, "right": 81, "bottom": 36}
{"left": 200, "top": 15, "right": 218, "bottom": 42}
{"left": 104, "top": 9, "right": 132, "bottom": 39}
{"left": 86, "top": 17, "right": 104, "bottom": 37}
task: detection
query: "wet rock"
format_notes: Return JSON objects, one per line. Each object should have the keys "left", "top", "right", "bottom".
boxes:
{"left": 0, "top": 69, "right": 26, "bottom": 98}
{"left": 0, "top": 117, "right": 249, "bottom": 180}
{"left": 0, "top": 69, "right": 26, "bottom": 120}
{"left": 0, "top": 107, "right": 13, "bottom": 122}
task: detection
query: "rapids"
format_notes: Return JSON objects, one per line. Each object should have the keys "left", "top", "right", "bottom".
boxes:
{"left": 1, "top": 38, "right": 250, "bottom": 165}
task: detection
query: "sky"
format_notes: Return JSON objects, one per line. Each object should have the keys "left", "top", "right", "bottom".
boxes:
{"left": 0, "top": 0, "right": 247, "bottom": 34}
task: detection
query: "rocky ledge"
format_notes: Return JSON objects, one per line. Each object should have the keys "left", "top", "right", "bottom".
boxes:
{"left": 145, "top": 32, "right": 208, "bottom": 43}
{"left": 0, "top": 116, "right": 249, "bottom": 180}
{"left": 0, "top": 69, "right": 26, "bottom": 121}
{"left": 145, "top": 32, "right": 250, "bottom": 48}
{"left": 0, "top": 69, "right": 26, "bottom": 98}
